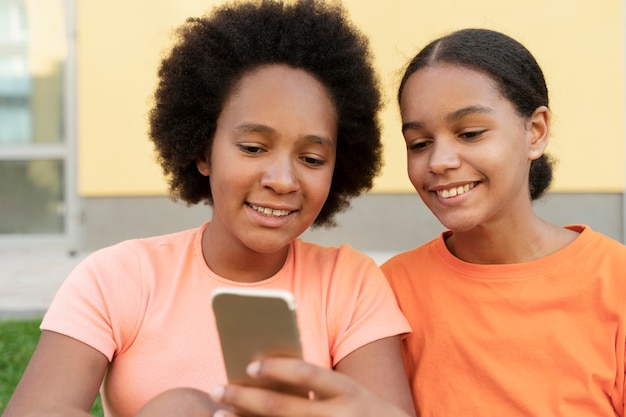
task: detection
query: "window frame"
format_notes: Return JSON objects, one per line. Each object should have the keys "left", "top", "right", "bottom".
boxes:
{"left": 0, "top": 0, "right": 79, "bottom": 252}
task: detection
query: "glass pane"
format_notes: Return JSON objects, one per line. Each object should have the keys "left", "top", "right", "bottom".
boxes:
{"left": 0, "top": 0, "right": 66, "bottom": 144}
{"left": 0, "top": 0, "right": 26, "bottom": 41}
{"left": 0, "top": 159, "right": 64, "bottom": 233}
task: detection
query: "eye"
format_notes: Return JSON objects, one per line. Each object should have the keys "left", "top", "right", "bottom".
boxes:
{"left": 237, "top": 144, "right": 266, "bottom": 155}
{"left": 407, "top": 139, "right": 432, "bottom": 152}
{"left": 301, "top": 155, "right": 326, "bottom": 167}
{"left": 459, "top": 130, "right": 485, "bottom": 141}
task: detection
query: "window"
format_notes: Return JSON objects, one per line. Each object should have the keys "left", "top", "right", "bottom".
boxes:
{"left": 0, "top": 0, "right": 76, "bottom": 247}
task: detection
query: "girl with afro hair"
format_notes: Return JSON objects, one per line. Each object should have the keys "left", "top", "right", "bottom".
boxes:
{"left": 3, "top": 1, "right": 416, "bottom": 417}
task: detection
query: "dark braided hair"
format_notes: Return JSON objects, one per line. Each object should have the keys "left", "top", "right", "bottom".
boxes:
{"left": 398, "top": 28, "right": 554, "bottom": 200}
{"left": 149, "top": 0, "right": 383, "bottom": 226}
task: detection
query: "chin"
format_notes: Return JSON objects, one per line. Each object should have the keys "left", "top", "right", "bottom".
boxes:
{"left": 245, "top": 235, "right": 294, "bottom": 254}
{"left": 436, "top": 216, "right": 479, "bottom": 233}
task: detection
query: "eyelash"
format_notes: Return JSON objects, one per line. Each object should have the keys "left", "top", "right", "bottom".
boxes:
{"left": 459, "top": 130, "right": 485, "bottom": 141}
{"left": 238, "top": 145, "right": 326, "bottom": 167}
{"left": 407, "top": 129, "right": 486, "bottom": 152}
{"left": 408, "top": 140, "right": 431, "bottom": 152}
{"left": 301, "top": 156, "right": 325, "bottom": 167}
{"left": 238, "top": 144, "right": 265, "bottom": 154}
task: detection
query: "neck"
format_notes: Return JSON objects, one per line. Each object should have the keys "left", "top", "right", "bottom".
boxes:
{"left": 201, "top": 225, "right": 290, "bottom": 283}
{"left": 446, "top": 217, "right": 578, "bottom": 264}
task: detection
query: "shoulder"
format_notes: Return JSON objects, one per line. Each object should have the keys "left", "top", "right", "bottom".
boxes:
{"left": 569, "top": 224, "right": 626, "bottom": 254}
{"left": 289, "top": 240, "right": 388, "bottom": 294}
{"left": 292, "top": 239, "right": 378, "bottom": 267}
{"left": 85, "top": 226, "right": 201, "bottom": 267}
{"left": 381, "top": 236, "right": 441, "bottom": 271}
{"left": 68, "top": 226, "right": 203, "bottom": 294}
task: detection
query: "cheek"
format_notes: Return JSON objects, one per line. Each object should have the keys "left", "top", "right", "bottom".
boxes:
{"left": 316, "top": 170, "right": 334, "bottom": 199}
{"left": 209, "top": 161, "right": 243, "bottom": 193}
{"left": 406, "top": 157, "right": 424, "bottom": 186}
{"left": 300, "top": 165, "right": 333, "bottom": 200}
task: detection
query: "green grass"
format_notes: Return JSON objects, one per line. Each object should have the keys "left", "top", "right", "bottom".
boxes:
{"left": 0, "top": 318, "right": 103, "bottom": 416}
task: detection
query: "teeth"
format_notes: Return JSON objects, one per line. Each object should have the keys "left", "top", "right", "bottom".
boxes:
{"left": 437, "top": 183, "right": 475, "bottom": 199}
{"left": 250, "top": 204, "right": 291, "bottom": 217}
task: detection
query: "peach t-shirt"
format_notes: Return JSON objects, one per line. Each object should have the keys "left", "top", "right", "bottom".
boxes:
{"left": 382, "top": 225, "right": 626, "bottom": 417}
{"left": 42, "top": 223, "right": 409, "bottom": 417}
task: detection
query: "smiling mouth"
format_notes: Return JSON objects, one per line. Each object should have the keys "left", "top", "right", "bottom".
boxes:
{"left": 436, "top": 182, "right": 477, "bottom": 198}
{"left": 248, "top": 204, "right": 293, "bottom": 217}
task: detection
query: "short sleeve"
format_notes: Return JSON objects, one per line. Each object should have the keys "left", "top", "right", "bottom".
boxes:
{"left": 326, "top": 245, "right": 411, "bottom": 365}
{"left": 41, "top": 242, "right": 145, "bottom": 361}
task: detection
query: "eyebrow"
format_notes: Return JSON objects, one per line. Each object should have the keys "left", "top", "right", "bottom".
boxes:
{"left": 236, "top": 123, "right": 335, "bottom": 149}
{"left": 236, "top": 123, "right": 274, "bottom": 134}
{"left": 446, "top": 105, "right": 494, "bottom": 122}
{"left": 401, "top": 105, "right": 494, "bottom": 133}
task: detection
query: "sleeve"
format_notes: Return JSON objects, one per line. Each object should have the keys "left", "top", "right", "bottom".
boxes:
{"left": 326, "top": 245, "right": 411, "bottom": 366}
{"left": 41, "top": 242, "right": 145, "bottom": 361}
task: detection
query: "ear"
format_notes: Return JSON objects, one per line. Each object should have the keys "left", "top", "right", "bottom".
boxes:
{"left": 527, "top": 106, "right": 550, "bottom": 161}
{"left": 196, "top": 154, "right": 211, "bottom": 177}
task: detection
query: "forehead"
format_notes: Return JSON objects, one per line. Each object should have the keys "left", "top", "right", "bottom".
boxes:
{"left": 401, "top": 64, "right": 500, "bottom": 104}
{"left": 399, "top": 64, "right": 508, "bottom": 119}
{"left": 216, "top": 64, "right": 338, "bottom": 142}
{"left": 221, "top": 64, "right": 336, "bottom": 118}
{"left": 228, "top": 64, "right": 335, "bottom": 110}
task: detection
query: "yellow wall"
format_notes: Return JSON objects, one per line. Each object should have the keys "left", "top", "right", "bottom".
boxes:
{"left": 77, "top": 0, "right": 625, "bottom": 195}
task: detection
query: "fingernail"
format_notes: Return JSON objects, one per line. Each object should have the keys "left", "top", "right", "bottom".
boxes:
{"left": 213, "top": 410, "right": 227, "bottom": 417}
{"left": 246, "top": 360, "right": 261, "bottom": 377}
{"left": 209, "top": 385, "right": 225, "bottom": 402}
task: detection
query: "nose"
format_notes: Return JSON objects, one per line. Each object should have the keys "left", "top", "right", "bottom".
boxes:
{"left": 260, "top": 154, "right": 299, "bottom": 194}
{"left": 429, "top": 137, "right": 461, "bottom": 174}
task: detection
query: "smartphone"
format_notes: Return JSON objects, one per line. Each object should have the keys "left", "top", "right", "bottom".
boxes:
{"left": 211, "top": 287, "right": 303, "bottom": 388}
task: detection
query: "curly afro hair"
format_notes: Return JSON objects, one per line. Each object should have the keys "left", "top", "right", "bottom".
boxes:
{"left": 149, "top": 0, "right": 383, "bottom": 227}
{"left": 398, "top": 28, "right": 555, "bottom": 200}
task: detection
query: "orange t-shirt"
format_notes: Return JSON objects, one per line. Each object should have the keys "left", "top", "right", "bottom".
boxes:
{"left": 42, "top": 223, "right": 409, "bottom": 417}
{"left": 382, "top": 225, "right": 626, "bottom": 417}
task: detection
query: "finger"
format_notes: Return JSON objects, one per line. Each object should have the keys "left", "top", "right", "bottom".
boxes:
{"left": 232, "top": 361, "right": 310, "bottom": 398}
{"left": 249, "top": 359, "right": 359, "bottom": 400}
{"left": 211, "top": 384, "right": 331, "bottom": 417}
